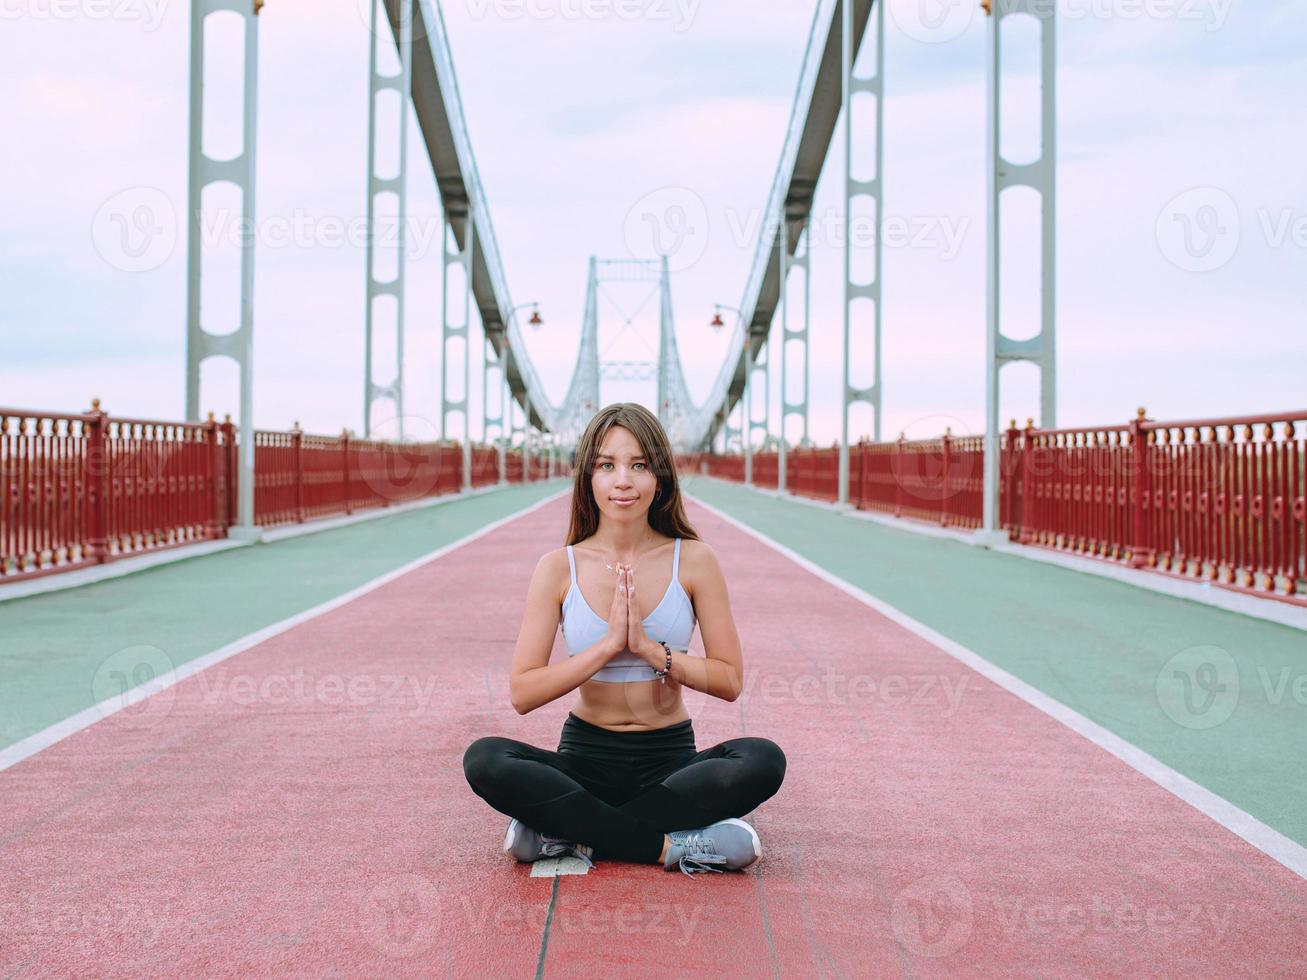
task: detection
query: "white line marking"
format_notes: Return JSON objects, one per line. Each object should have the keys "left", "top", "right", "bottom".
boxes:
{"left": 0, "top": 487, "right": 571, "bottom": 775}
{"left": 530, "top": 857, "right": 592, "bottom": 877}
{"left": 685, "top": 490, "right": 1307, "bottom": 883}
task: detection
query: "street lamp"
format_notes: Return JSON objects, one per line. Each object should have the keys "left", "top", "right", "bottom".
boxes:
{"left": 508, "top": 301, "right": 543, "bottom": 328}
{"left": 709, "top": 303, "right": 741, "bottom": 330}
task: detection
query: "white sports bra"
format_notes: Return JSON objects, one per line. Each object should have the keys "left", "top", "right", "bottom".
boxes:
{"left": 561, "top": 537, "right": 696, "bottom": 683}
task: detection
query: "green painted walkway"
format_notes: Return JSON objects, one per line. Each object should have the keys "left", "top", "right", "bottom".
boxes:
{"left": 0, "top": 481, "right": 568, "bottom": 752}
{"left": 680, "top": 474, "right": 1307, "bottom": 848}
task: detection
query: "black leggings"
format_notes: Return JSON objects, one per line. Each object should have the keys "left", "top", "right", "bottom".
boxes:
{"left": 462, "top": 712, "right": 786, "bottom": 864}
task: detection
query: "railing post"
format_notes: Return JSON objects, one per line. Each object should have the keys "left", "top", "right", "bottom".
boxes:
{"left": 941, "top": 428, "right": 952, "bottom": 527}
{"left": 221, "top": 413, "right": 236, "bottom": 529}
{"left": 1018, "top": 417, "right": 1035, "bottom": 544}
{"left": 1285, "top": 421, "right": 1301, "bottom": 596}
{"left": 292, "top": 421, "right": 304, "bottom": 523}
{"left": 1129, "top": 407, "right": 1154, "bottom": 568}
{"left": 998, "top": 420, "right": 1015, "bottom": 537}
{"left": 341, "top": 427, "right": 352, "bottom": 516}
{"left": 857, "top": 438, "right": 867, "bottom": 510}
{"left": 894, "top": 433, "right": 905, "bottom": 518}
{"left": 204, "top": 410, "right": 221, "bottom": 540}
{"left": 85, "top": 397, "right": 109, "bottom": 565}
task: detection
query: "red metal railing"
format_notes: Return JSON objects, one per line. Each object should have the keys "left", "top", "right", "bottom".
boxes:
{"left": 1009, "top": 409, "right": 1307, "bottom": 605}
{"left": 0, "top": 401, "right": 233, "bottom": 583}
{"left": 685, "top": 435, "right": 984, "bottom": 528}
{"left": 695, "top": 408, "right": 1307, "bottom": 606}
{"left": 99, "top": 408, "right": 227, "bottom": 559}
{"left": 1, "top": 402, "right": 571, "bottom": 583}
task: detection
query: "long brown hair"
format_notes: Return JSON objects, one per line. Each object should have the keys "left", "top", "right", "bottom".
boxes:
{"left": 565, "top": 403, "right": 699, "bottom": 546}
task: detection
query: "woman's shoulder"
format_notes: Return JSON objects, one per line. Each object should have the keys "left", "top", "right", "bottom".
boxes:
{"left": 533, "top": 547, "right": 572, "bottom": 606}
{"left": 538, "top": 545, "right": 574, "bottom": 571}
{"left": 679, "top": 536, "right": 716, "bottom": 562}
{"left": 677, "top": 537, "right": 720, "bottom": 586}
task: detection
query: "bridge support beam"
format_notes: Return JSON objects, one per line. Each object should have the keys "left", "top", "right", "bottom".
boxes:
{"left": 495, "top": 337, "right": 516, "bottom": 485}
{"left": 723, "top": 403, "right": 741, "bottom": 456}
{"left": 185, "top": 0, "right": 260, "bottom": 534}
{"left": 778, "top": 214, "right": 812, "bottom": 494}
{"left": 755, "top": 335, "right": 770, "bottom": 467}
{"left": 982, "top": 0, "right": 1057, "bottom": 540}
{"left": 838, "top": 0, "right": 885, "bottom": 506}
{"left": 484, "top": 333, "right": 506, "bottom": 484}
{"left": 363, "top": 0, "right": 413, "bottom": 442}
{"left": 441, "top": 208, "right": 474, "bottom": 492}
{"left": 743, "top": 326, "right": 770, "bottom": 488}
{"left": 520, "top": 389, "right": 532, "bottom": 483}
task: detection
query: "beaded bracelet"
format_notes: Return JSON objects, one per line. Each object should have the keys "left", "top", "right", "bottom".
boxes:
{"left": 654, "top": 640, "right": 673, "bottom": 684}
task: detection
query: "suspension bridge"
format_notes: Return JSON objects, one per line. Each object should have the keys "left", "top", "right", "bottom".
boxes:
{"left": 2, "top": 0, "right": 1305, "bottom": 977}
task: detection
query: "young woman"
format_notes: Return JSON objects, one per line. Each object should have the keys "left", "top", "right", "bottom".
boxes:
{"left": 462, "top": 403, "right": 786, "bottom": 876}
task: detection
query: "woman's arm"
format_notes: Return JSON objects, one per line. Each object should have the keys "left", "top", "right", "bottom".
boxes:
{"left": 511, "top": 638, "right": 618, "bottom": 715}
{"left": 630, "top": 539, "right": 744, "bottom": 702}
{"left": 508, "top": 550, "right": 625, "bottom": 715}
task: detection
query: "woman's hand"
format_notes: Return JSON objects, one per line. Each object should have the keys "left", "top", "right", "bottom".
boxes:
{"left": 624, "top": 565, "right": 664, "bottom": 667}
{"left": 602, "top": 566, "right": 630, "bottom": 658}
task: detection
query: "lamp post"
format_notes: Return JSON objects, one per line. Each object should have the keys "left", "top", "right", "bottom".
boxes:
{"left": 710, "top": 303, "right": 762, "bottom": 486}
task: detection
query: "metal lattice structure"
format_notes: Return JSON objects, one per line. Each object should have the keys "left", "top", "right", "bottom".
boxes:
{"left": 686, "top": 0, "right": 881, "bottom": 454}
{"left": 362, "top": 0, "right": 413, "bottom": 443}
{"left": 981, "top": 0, "right": 1057, "bottom": 537}
{"left": 183, "top": 0, "right": 1056, "bottom": 527}
{"left": 184, "top": 0, "right": 259, "bottom": 533}
{"left": 517, "top": 254, "right": 718, "bottom": 452}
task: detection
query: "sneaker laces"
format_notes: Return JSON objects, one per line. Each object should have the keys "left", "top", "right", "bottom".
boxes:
{"left": 671, "top": 831, "right": 727, "bottom": 877}
{"left": 540, "top": 834, "right": 595, "bottom": 870}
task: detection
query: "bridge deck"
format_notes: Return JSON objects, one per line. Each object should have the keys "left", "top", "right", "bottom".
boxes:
{"left": 2, "top": 476, "right": 1304, "bottom": 976}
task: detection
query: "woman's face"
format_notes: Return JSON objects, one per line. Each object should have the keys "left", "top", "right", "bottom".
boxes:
{"left": 590, "top": 425, "right": 658, "bottom": 522}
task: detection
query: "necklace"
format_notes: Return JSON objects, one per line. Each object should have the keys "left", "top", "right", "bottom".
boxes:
{"left": 597, "top": 530, "right": 654, "bottom": 576}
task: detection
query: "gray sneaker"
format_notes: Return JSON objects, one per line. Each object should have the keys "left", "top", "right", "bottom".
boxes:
{"left": 662, "top": 818, "right": 762, "bottom": 876}
{"left": 503, "top": 818, "right": 595, "bottom": 869}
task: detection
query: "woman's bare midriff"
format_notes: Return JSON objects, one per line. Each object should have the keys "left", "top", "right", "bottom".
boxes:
{"left": 571, "top": 675, "right": 691, "bottom": 732}
{"left": 562, "top": 535, "right": 693, "bottom": 732}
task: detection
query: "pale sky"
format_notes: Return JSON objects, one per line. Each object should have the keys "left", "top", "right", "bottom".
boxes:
{"left": 1, "top": 0, "right": 1303, "bottom": 448}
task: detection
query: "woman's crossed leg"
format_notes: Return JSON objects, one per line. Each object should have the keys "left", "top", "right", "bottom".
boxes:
{"left": 462, "top": 734, "right": 786, "bottom": 864}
